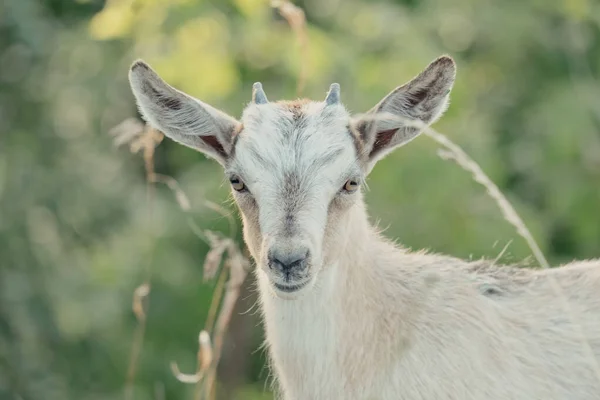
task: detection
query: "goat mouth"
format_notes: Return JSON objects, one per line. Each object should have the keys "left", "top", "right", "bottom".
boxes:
{"left": 273, "top": 280, "right": 309, "bottom": 293}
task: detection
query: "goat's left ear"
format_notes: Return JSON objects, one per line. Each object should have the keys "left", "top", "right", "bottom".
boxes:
{"left": 355, "top": 56, "right": 456, "bottom": 171}
{"left": 128, "top": 60, "right": 241, "bottom": 166}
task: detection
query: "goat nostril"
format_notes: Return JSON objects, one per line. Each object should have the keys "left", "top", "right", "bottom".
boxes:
{"left": 269, "top": 250, "right": 309, "bottom": 272}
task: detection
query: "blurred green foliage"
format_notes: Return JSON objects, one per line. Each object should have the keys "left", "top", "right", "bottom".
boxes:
{"left": 1, "top": 0, "right": 600, "bottom": 399}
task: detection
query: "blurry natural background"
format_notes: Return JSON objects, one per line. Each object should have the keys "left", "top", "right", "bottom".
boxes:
{"left": 2, "top": 0, "right": 600, "bottom": 398}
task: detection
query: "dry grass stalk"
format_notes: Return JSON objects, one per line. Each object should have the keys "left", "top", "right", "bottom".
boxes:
{"left": 170, "top": 331, "right": 213, "bottom": 384}
{"left": 165, "top": 238, "right": 249, "bottom": 400}
{"left": 111, "top": 118, "right": 253, "bottom": 399}
{"left": 422, "top": 124, "right": 600, "bottom": 382}
{"left": 149, "top": 158, "right": 251, "bottom": 400}
{"left": 271, "top": 0, "right": 309, "bottom": 95}
{"left": 202, "top": 245, "right": 250, "bottom": 399}
{"left": 491, "top": 239, "right": 513, "bottom": 266}
{"left": 132, "top": 283, "right": 150, "bottom": 321}
{"left": 352, "top": 112, "right": 600, "bottom": 382}
{"left": 110, "top": 119, "right": 164, "bottom": 400}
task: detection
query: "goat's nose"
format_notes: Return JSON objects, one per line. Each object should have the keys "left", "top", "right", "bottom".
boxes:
{"left": 268, "top": 249, "right": 309, "bottom": 274}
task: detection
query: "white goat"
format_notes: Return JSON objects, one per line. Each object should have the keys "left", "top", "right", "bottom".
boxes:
{"left": 129, "top": 56, "right": 600, "bottom": 400}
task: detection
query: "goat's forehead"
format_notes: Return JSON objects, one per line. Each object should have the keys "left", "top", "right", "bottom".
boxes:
{"left": 241, "top": 100, "right": 351, "bottom": 140}
{"left": 230, "top": 100, "right": 357, "bottom": 175}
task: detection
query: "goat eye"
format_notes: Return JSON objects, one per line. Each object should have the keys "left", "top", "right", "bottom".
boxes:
{"left": 343, "top": 180, "right": 359, "bottom": 193}
{"left": 230, "top": 176, "right": 246, "bottom": 192}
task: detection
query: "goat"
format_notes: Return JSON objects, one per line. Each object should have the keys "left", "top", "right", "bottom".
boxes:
{"left": 129, "top": 56, "right": 600, "bottom": 399}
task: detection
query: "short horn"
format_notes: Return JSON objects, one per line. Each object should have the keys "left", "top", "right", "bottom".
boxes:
{"left": 252, "top": 82, "right": 268, "bottom": 104}
{"left": 325, "top": 83, "right": 340, "bottom": 105}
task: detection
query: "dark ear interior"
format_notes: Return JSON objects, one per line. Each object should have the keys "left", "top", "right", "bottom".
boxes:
{"left": 354, "top": 56, "right": 456, "bottom": 168}
{"left": 200, "top": 134, "right": 228, "bottom": 159}
{"left": 368, "top": 128, "right": 399, "bottom": 159}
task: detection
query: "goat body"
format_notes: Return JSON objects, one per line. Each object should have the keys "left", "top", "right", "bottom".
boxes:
{"left": 259, "top": 203, "right": 600, "bottom": 400}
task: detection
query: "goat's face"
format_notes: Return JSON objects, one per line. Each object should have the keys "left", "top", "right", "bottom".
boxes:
{"left": 129, "top": 56, "right": 456, "bottom": 299}
{"left": 226, "top": 100, "right": 361, "bottom": 297}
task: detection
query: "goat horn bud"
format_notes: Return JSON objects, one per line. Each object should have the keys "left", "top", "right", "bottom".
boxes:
{"left": 325, "top": 83, "right": 340, "bottom": 105}
{"left": 252, "top": 82, "right": 268, "bottom": 104}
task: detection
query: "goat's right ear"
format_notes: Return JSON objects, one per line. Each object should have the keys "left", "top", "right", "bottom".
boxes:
{"left": 128, "top": 60, "right": 241, "bottom": 166}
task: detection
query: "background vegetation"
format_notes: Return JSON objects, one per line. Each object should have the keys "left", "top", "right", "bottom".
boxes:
{"left": 1, "top": 0, "right": 600, "bottom": 398}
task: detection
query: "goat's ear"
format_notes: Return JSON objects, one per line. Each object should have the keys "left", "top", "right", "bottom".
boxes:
{"left": 128, "top": 60, "right": 241, "bottom": 166}
{"left": 355, "top": 56, "right": 456, "bottom": 170}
